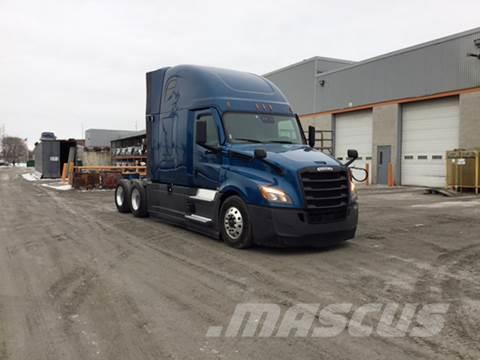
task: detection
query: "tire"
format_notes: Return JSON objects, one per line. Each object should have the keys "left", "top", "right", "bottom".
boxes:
{"left": 220, "top": 196, "right": 253, "bottom": 249}
{"left": 130, "top": 181, "right": 148, "bottom": 218}
{"left": 115, "top": 180, "right": 131, "bottom": 213}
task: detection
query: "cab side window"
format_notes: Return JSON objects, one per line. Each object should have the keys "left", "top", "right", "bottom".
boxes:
{"left": 278, "top": 119, "right": 300, "bottom": 142}
{"left": 197, "top": 115, "right": 219, "bottom": 146}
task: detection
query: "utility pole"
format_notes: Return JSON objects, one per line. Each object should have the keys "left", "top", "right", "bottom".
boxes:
{"left": 0, "top": 124, "right": 5, "bottom": 158}
{"left": 23, "top": 137, "right": 28, "bottom": 163}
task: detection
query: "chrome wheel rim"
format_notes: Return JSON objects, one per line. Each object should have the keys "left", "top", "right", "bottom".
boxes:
{"left": 116, "top": 186, "right": 124, "bottom": 206}
{"left": 131, "top": 188, "right": 140, "bottom": 211}
{"left": 224, "top": 206, "right": 243, "bottom": 240}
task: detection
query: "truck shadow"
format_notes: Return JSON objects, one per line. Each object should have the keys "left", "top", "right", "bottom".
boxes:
{"left": 253, "top": 241, "right": 351, "bottom": 256}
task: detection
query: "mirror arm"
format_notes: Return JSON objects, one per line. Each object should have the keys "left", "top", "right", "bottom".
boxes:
{"left": 345, "top": 158, "right": 355, "bottom": 167}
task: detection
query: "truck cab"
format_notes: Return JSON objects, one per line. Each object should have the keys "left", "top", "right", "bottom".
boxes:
{"left": 114, "top": 65, "right": 358, "bottom": 248}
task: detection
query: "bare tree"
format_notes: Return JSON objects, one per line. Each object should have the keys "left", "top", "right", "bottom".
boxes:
{"left": 1, "top": 136, "right": 28, "bottom": 165}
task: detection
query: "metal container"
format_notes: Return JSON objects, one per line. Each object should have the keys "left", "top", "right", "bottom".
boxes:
{"left": 34, "top": 139, "right": 77, "bottom": 178}
{"left": 446, "top": 149, "right": 480, "bottom": 194}
{"left": 34, "top": 140, "right": 61, "bottom": 178}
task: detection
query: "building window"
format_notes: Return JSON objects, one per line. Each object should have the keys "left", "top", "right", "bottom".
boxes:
{"left": 417, "top": 155, "right": 428, "bottom": 160}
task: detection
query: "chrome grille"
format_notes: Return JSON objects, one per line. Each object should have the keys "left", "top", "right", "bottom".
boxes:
{"left": 299, "top": 168, "right": 349, "bottom": 224}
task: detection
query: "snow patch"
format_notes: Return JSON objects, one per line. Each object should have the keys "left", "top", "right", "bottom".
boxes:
{"left": 22, "top": 172, "right": 59, "bottom": 182}
{"left": 22, "top": 172, "right": 41, "bottom": 181}
{"left": 78, "top": 188, "right": 113, "bottom": 192}
{"left": 412, "top": 200, "right": 480, "bottom": 209}
{"left": 41, "top": 183, "right": 72, "bottom": 191}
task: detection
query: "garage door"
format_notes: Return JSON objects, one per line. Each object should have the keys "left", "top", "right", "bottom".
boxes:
{"left": 335, "top": 110, "right": 372, "bottom": 182}
{"left": 401, "top": 97, "right": 459, "bottom": 187}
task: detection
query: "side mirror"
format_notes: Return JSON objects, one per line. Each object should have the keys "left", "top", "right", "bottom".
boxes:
{"left": 308, "top": 126, "right": 316, "bottom": 148}
{"left": 254, "top": 149, "right": 267, "bottom": 159}
{"left": 196, "top": 120, "right": 207, "bottom": 145}
{"left": 345, "top": 149, "right": 358, "bottom": 166}
{"left": 347, "top": 149, "right": 358, "bottom": 159}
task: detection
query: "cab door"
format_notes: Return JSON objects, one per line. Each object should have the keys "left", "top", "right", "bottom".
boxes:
{"left": 193, "top": 110, "right": 223, "bottom": 189}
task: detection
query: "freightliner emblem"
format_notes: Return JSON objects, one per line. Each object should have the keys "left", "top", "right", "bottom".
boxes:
{"left": 317, "top": 167, "right": 334, "bottom": 171}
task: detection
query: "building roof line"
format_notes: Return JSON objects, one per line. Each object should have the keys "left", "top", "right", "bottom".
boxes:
{"left": 315, "top": 26, "right": 480, "bottom": 78}
{"left": 113, "top": 130, "right": 146, "bottom": 142}
{"left": 263, "top": 56, "right": 355, "bottom": 77}
{"left": 85, "top": 128, "right": 138, "bottom": 132}
{"left": 300, "top": 86, "right": 480, "bottom": 119}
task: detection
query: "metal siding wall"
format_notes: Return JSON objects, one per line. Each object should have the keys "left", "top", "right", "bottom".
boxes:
{"left": 265, "top": 60, "right": 316, "bottom": 115}
{"left": 85, "top": 129, "right": 138, "bottom": 148}
{"left": 314, "top": 31, "right": 480, "bottom": 113}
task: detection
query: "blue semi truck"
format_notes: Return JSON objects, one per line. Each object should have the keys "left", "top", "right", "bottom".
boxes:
{"left": 114, "top": 65, "right": 359, "bottom": 248}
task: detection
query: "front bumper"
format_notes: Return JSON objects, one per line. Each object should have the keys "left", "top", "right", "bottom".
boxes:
{"left": 248, "top": 203, "right": 358, "bottom": 247}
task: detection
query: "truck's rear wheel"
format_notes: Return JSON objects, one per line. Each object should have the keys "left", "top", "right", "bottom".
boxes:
{"left": 220, "top": 196, "right": 253, "bottom": 249}
{"left": 115, "top": 180, "right": 131, "bottom": 213}
{"left": 130, "top": 182, "right": 148, "bottom": 218}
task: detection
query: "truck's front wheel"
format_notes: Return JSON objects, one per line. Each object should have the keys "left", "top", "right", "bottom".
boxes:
{"left": 220, "top": 196, "right": 253, "bottom": 249}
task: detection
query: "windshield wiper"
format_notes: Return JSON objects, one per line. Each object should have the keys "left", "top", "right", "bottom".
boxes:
{"left": 233, "top": 137, "right": 263, "bottom": 143}
{"left": 267, "top": 140, "right": 294, "bottom": 144}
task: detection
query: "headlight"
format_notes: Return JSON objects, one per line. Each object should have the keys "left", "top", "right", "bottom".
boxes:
{"left": 350, "top": 180, "right": 356, "bottom": 193}
{"left": 259, "top": 185, "right": 292, "bottom": 204}
{"left": 350, "top": 179, "right": 358, "bottom": 201}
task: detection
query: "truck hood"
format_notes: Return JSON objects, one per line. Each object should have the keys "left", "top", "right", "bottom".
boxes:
{"left": 228, "top": 144, "right": 342, "bottom": 170}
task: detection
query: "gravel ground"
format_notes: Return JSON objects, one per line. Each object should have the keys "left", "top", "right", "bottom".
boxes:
{"left": 0, "top": 167, "right": 479, "bottom": 360}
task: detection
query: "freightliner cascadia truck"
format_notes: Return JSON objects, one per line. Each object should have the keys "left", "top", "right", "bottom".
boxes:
{"left": 114, "top": 65, "right": 359, "bottom": 248}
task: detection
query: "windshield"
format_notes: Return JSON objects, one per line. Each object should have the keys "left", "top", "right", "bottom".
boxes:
{"left": 222, "top": 113, "right": 305, "bottom": 145}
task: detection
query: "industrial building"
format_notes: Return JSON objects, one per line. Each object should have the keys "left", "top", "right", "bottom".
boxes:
{"left": 83, "top": 128, "right": 139, "bottom": 166}
{"left": 111, "top": 130, "right": 146, "bottom": 167}
{"left": 265, "top": 27, "right": 480, "bottom": 187}
{"left": 85, "top": 129, "right": 139, "bottom": 148}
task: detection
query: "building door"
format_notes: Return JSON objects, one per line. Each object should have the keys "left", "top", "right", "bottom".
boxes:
{"left": 401, "top": 97, "right": 459, "bottom": 187}
{"left": 377, "top": 145, "right": 391, "bottom": 185}
{"left": 335, "top": 110, "right": 373, "bottom": 182}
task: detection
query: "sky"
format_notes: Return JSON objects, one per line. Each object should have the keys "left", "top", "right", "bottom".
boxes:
{"left": 1, "top": 0, "right": 479, "bottom": 148}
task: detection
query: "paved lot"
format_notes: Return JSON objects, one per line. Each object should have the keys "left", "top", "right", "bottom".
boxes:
{"left": 0, "top": 167, "right": 479, "bottom": 360}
